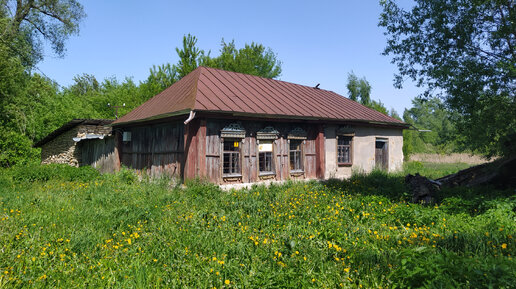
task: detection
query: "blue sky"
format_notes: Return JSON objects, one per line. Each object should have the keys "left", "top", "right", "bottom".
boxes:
{"left": 38, "top": 0, "right": 421, "bottom": 115}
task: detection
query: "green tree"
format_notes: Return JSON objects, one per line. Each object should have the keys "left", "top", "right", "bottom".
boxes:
{"left": 379, "top": 0, "right": 515, "bottom": 157}
{"left": 402, "top": 97, "right": 460, "bottom": 157}
{"left": 1, "top": 0, "right": 85, "bottom": 66}
{"left": 204, "top": 39, "right": 282, "bottom": 79}
{"left": 346, "top": 72, "right": 388, "bottom": 114}
{"left": 148, "top": 34, "right": 282, "bottom": 86}
{"left": 175, "top": 34, "right": 206, "bottom": 78}
{"left": 0, "top": 130, "right": 39, "bottom": 167}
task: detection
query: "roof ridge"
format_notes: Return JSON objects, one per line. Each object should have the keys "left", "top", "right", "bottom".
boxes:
{"left": 197, "top": 66, "right": 336, "bottom": 93}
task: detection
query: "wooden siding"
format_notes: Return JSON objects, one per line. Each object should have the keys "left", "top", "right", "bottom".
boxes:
{"left": 204, "top": 119, "right": 321, "bottom": 184}
{"left": 120, "top": 122, "right": 184, "bottom": 178}
{"left": 80, "top": 136, "right": 116, "bottom": 173}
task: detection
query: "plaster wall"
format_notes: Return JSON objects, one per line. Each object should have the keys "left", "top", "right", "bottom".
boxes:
{"left": 324, "top": 125, "right": 403, "bottom": 179}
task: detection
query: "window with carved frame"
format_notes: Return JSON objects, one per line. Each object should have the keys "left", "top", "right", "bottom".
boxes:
{"left": 289, "top": 139, "right": 304, "bottom": 172}
{"left": 220, "top": 122, "right": 245, "bottom": 177}
{"left": 257, "top": 126, "right": 279, "bottom": 176}
{"left": 288, "top": 127, "right": 306, "bottom": 173}
{"left": 258, "top": 140, "right": 274, "bottom": 174}
{"left": 223, "top": 139, "right": 241, "bottom": 175}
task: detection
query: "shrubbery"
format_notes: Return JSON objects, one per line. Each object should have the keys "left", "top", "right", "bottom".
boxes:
{"left": 0, "top": 131, "right": 40, "bottom": 168}
{"left": 6, "top": 163, "right": 100, "bottom": 183}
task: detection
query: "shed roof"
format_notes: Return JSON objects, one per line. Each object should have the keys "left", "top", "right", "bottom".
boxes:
{"left": 34, "top": 119, "right": 113, "bottom": 148}
{"left": 113, "top": 67, "right": 406, "bottom": 127}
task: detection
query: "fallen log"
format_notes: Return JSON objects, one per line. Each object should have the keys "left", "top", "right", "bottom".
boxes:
{"left": 405, "top": 157, "right": 516, "bottom": 203}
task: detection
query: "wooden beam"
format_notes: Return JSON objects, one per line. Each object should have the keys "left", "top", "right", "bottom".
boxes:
{"left": 315, "top": 124, "right": 325, "bottom": 179}
{"left": 198, "top": 119, "right": 207, "bottom": 178}
{"left": 113, "top": 130, "right": 122, "bottom": 171}
{"left": 183, "top": 119, "right": 200, "bottom": 181}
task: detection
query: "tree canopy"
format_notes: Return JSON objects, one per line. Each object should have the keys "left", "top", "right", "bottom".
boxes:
{"left": 402, "top": 97, "right": 459, "bottom": 157}
{"left": 0, "top": 30, "right": 284, "bottom": 167}
{"left": 379, "top": 0, "right": 515, "bottom": 157}
{"left": 346, "top": 72, "right": 389, "bottom": 115}
{"left": 0, "top": 0, "right": 85, "bottom": 66}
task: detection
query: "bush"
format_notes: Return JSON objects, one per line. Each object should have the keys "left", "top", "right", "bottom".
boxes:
{"left": 0, "top": 130, "right": 40, "bottom": 167}
{"left": 9, "top": 163, "right": 100, "bottom": 183}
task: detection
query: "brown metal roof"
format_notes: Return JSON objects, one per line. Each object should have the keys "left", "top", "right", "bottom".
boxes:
{"left": 34, "top": 119, "right": 113, "bottom": 147}
{"left": 113, "top": 66, "right": 406, "bottom": 126}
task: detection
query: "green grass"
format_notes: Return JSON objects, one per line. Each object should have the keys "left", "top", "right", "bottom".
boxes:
{"left": 403, "top": 161, "right": 473, "bottom": 179}
{"left": 0, "top": 165, "right": 514, "bottom": 288}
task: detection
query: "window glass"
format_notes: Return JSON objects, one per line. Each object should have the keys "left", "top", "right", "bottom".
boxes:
{"left": 337, "top": 136, "right": 352, "bottom": 164}
{"left": 259, "top": 140, "right": 273, "bottom": 173}
{"left": 223, "top": 140, "right": 240, "bottom": 175}
{"left": 289, "top": 140, "right": 303, "bottom": 171}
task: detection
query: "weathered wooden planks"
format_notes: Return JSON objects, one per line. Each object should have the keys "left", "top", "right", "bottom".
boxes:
{"left": 120, "top": 122, "right": 184, "bottom": 178}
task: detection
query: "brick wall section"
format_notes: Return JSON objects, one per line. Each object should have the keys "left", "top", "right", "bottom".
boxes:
{"left": 41, "top": 125, "right": 112, "bottom": 166}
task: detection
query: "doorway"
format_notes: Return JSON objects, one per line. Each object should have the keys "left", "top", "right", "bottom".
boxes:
{"left": 375, "top": 139, "right": 388, "bottom": 170}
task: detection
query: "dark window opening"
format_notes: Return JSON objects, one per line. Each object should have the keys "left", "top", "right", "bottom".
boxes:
{"left": 289, "top": 140, "right": 303, "bottom": 172}
{"left": 223, "top": 140, "right": 241, "bottom": 175}
{"left": 337, "top": 136, "right": 352, "bottom": 165}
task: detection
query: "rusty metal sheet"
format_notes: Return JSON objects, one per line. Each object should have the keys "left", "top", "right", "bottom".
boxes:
{"left": 113, "top": 66, "right": 405, "bottom": 126}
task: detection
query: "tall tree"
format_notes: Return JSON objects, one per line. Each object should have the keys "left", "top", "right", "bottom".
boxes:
{"left": 346, "top": 72, "right": 371, "bottom": 105}
{"left": 346, "top": 72, "right": 388, "bottom": 114}
{"left": 141, "top": 34, "right": 282, "bottom": 101}
{"left": 402, "top": 97, "right": 459, "bottom": 157}
{"left": 175, "top": 34, "right": 206, "bottom": 78}
{"left": 0, "top": 0, "right": 84, "bottom": 167}
{"left": 379, "top": 0, "right": 515, "bottom": 157}
{"left": 0, "top": 0, "right": 85, "bottom": 66}
{"left": 205, "top": 39, "right": 282, "bottom": 79}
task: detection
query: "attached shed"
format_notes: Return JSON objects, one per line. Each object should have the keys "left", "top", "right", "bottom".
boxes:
{"left": 111, "top": 67, "right": 409, "bottom": 183}
{"left": 34, "top": 119, "right": 116, "bottom": 173}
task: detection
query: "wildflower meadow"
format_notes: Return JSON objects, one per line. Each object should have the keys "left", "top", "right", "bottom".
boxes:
{"left": 0, "top": 164, "right": 514, "bottom": 288}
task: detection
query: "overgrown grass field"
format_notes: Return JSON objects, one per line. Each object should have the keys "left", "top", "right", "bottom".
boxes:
{"left": 0, "top": 163, "right": 514, "bottom": 288}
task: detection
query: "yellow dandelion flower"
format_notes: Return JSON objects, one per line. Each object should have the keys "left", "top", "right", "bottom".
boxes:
{"left": 225, "top": 280, "right": 230, "bottom": 285}
{"left": 501, "top": 243, "right": 507, "bottom": 249}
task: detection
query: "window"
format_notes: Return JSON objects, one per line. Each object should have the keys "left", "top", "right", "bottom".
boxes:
{"left": 337, "top": 136, "right": 352, "bottom": 165}
{"left": 223, "top": 140, "right": 241, "bottom": 175}
{"left": 289, "top": 140, "right": 303, "bottom": 172}
{"left": 258, "top": 140, "right": 273, "bottom": 174}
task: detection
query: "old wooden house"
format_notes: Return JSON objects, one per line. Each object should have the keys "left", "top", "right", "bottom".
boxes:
{"left": 110, "top": 67, "right": 408, "bottom": 183}
{"left": 34, "top": 119, "right": 116, "bottom": 173}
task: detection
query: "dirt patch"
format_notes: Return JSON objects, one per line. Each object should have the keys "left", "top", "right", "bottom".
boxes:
{"left": 409, "top": 153, "right": 491, "bottom": 165}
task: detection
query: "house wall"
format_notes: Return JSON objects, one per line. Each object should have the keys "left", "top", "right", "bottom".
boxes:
{"left": 114, "top": 117, "right": 404, "bottom": 183}
{"left": 41, "top": 124, "right": 112, "bottom": 166}
{"left": 204, "top": 118, "right": 321, "bottom": 184}
{"left": 79, "top": 136, "right": 116, "bottom": 173}
{"left": 324, "top": 125, "right": 404, "bottom": 179}
{"left": 119, "top": 122, "right": 184, "bottom": 178}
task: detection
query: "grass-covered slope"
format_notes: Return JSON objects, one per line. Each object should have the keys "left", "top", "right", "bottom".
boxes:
{"left": 0, "top": 164, "right": 514, "bottom": 288}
